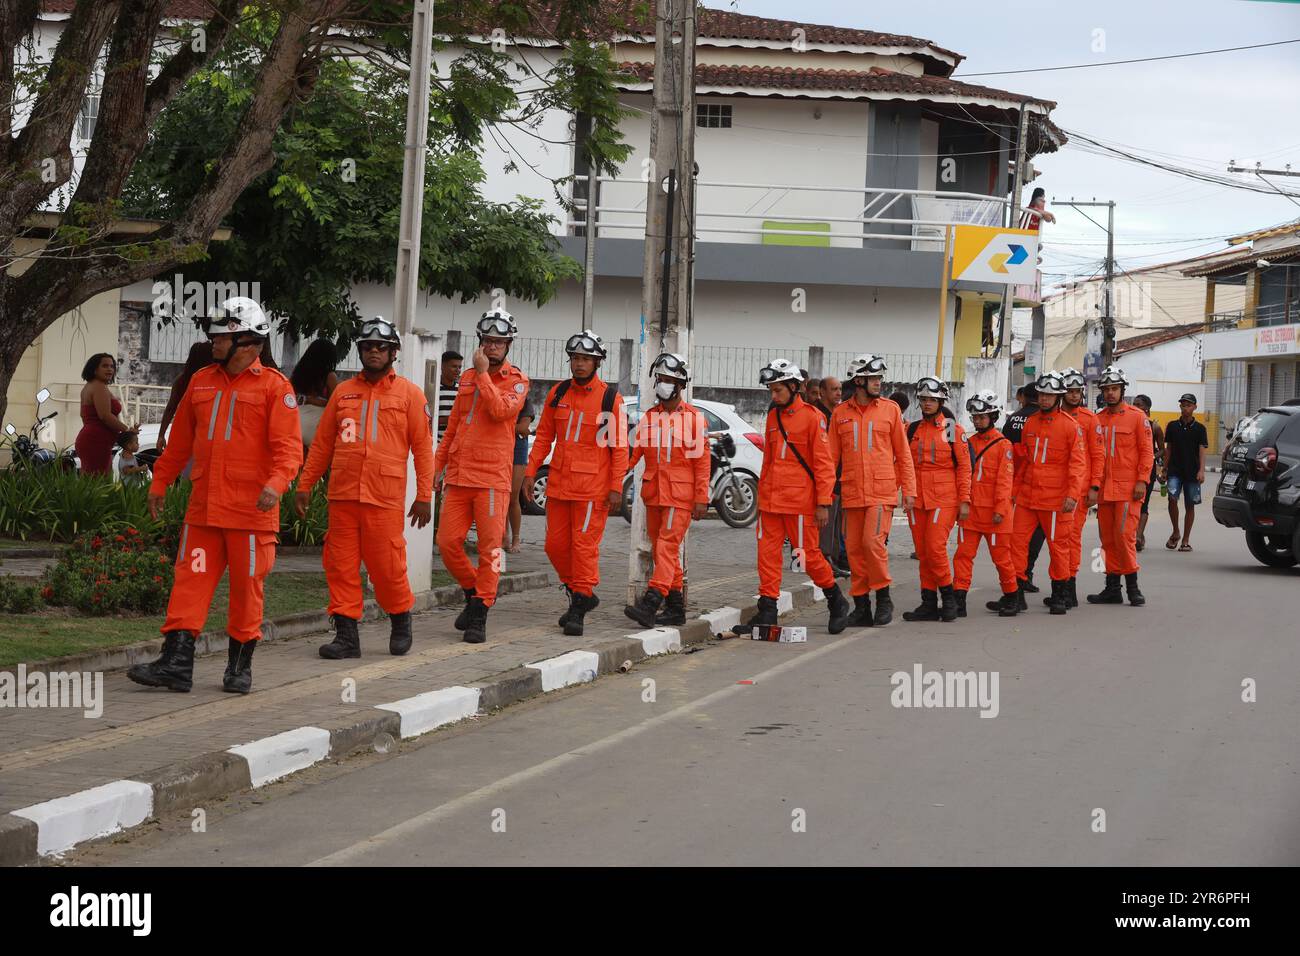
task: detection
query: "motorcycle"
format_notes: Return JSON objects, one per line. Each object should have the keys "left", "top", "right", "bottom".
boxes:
{"left": 2, "top": 387, "right": 76, "bottom": 471}
{"left": 621, "top": 430, "right": 759, "bottom": 529}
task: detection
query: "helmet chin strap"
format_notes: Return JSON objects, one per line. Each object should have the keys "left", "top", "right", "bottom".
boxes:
{"left": 216, "top": 336, "right": 260, "bottom": 366}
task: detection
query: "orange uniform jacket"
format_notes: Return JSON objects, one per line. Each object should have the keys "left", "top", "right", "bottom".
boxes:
{"left": 433, "top": 360, "right": 530, "bottom": 491}
{"left": 1065, "top": 403, "right": 1105, "bottom": 492}
{"left": 965, "top": 428, "right": 1014, "bottom": 531}
{"left": 828, "top": 397, "right": 917, "bottom": 507}
{"left": 628, "top": 403, "right": 710, "bottom": 508}
{"left": 758, "top": 396, "right": 835, "bottom": 514}
{"left": 150, "top": 360, "right": 303, "bottom": 532}
{"left": 299, "top": 369, "right": 435, "bottom": 505}
{"left": 908, "top": 413, "right": 973, "bottom": 511}
{"left": 1013, "top": 407, "right": 1088, "bottom": 510}
{"left": 527, "top": 376, "right": 628, "bottom": 500}
{"left": 1096, "top": 402, "right": 1155, "bottom": 501}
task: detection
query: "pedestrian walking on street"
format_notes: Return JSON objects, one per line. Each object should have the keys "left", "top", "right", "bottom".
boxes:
{"left": 525, "top": 329, "right": 628, "bottom": 637}
{"left": 624, "top": 353, "right": 710, "bottom": 628}
{"left": 1132, "top": 394, "right": 1164, "bottom": 552}
{"left": 298, "top": 319, "right": 435, "bottom": 659}
{"left": 129, "top": 297, "right": 303, "bottom": 694}
{"left": 1087, "top": 366, "right": 1154, "bottom": 607}
{"left": 735, "top": 359, "right": 850, "bottom": 635}
{"left": 827, "top": 354, "right": 916, "bottom": 627}
{"left": 435, "top": 311, "right": 530, "bottom": 645}
{"left": 1010, "top": 371, "right": 1087, "bottom": 616}
{"left": 1162, "top": 393, "right": 1207, "bottom": 552}
{"left": 949, "top": 391, "right": 1018, "bottom": 617}
{"left": 901, "top": 376, "right": 972, "bottom": 622}
{"left": 1059, "top": 368, "right": 1104, "bottom": 608}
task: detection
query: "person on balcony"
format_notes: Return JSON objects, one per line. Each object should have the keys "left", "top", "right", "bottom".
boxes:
{"left": 1019, "top": 187, "right": 1056, "bottom": 231}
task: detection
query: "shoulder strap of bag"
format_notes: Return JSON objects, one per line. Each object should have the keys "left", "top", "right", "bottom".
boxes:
{"left": 549, "top": 379, "right": 572, "bottom": 408}
{"left": 969, "top": 435, "right": 1007, "bottom": 470}
{"left": 601, "top": 383, "right": 617, "bottom": 416}
{"left": 772, "top": 403, "right": 816, "bottom": 484}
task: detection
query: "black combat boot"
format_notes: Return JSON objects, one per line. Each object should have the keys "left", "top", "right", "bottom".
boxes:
{"left": 1015, "top": 580, "right": 1029, "bottom": 612}
{"left": 556, "top": 585, "right": 574, "bottom": 628}
{"left": 463, "top": 597, "right": 488, "bottom": 644}
{"left": 127, "top": 631, "right": 196, "bottom": 692}
{"left": 624, "top": 588, "right": 665, "bottom": 629}
{"left": 1087, "top": 573, "right": 1124, "bottom": 605}
{"left": 389, "top": 610, "right": 413, "bottom": 655}
{"left": 1125, "top": 573, "right": 1146, "bottom": 607}
{"left": 1067, "top": 576, "right": 1079, "bottom": 608}
{"left": 823, "top": 583, "right": 850, "bottom": 634}
{"left": 938, "top": 584, "right": 959, "bottom": 622}
{"left": 655, "top": 589, "right": 686, "bottom": 626}
{"left": 733, "top": 595, "right": 779, "bottom": 635}
{"left": 872, "top": 587, "right": 894, "bottom": 626}
{"left": 902, "top": 589, "right": 940, "bottom": 622}
{"left": 1047, "top": 580, "right": 1068, "bottom": 616}
{"left": 453, "top": 589, "right": 475, "bottom": 631}
{"left": 997, "top": 590, "right": 1021, "bottom": 617}
{"left": 564, "top": 592, "right": 599, "bottom": 637}
{"left": 1021, "top": 576, "right": 1040, "bottom": 594}
{"left": 953, "top": 589, "right": 968, "bottom": 618}
{"left": 844, "top": 593, "right": 874, "bottom": 628}
{"left": 319, "top": 616, "right": 360, "bottom": 659}
{"left": 222, "top": 636, "right": 256, "bottom": 694}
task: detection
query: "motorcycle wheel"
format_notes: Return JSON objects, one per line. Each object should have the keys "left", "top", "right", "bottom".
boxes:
{"left": 714, "top": 474, "right": 758, "bottom": 529}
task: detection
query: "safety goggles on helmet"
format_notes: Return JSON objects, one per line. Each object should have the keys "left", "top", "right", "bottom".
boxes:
{"left": 565, "top": 329, "right": 607, "bottom": 359}
{"left": 847, "top": 353, "right": 887, "bottom": 379}
{"left": 1035, "top": 371, "right": 1066, "bottom": 395}
{"left": 356, "top": 317, "right": 400, "bottom": 349}
{"left": 650, "top": 351, "right": 690, "bottom": 383}
{"left": 966, "top": 390, "right": 1001, "bottom": 416}
{"left": 758, "top": 359, "right": 802, "bottom": 387}
{"left": 476, "top": 310, "right": 518, "bottom": 341}
{"left": 1096, "top": 364, "right": 1129, "bottom": 388}
{"left": 914, "top": 376, "right": 949, "bottom": 400}
{"left": 1060, "top": 368, "right": 1086, "bottom": 390}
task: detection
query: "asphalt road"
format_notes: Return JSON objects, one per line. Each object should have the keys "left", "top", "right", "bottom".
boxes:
{"left": 64, "top": 512, "right": 1300, "bottom": 866}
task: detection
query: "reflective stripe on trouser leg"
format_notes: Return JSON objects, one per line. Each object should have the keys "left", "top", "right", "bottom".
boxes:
{"left": 326, "top": 500, "right": 367, "bottom": 617}
{"left": 177, "top": 524, "right": 189, "bottom": 567}
{"left": 581, "top": 500, "right": 593, "bottom": 533}
{"left": 488, "top": 487, "right": 495, "bottom": 517}
{"left": 248, "top": 533, "right": 256, "bottom": 576}
{"left": 793, "top": 512, "right": 834, "bottom": 589}
{"left": 1049, "top": 511, "right": 1057, "bottom": 541}
{"left": 162, "top": 523, "right": 226, "bottom": 636}
{"left": 648, "top": 506, "right": 690, "bottom": 595}
{"left": 757, "top": 511, "right": 784, "bottom": 597}
{"left": 666, "top": 507, "right": 674, "bottom": 530}
{"left": 1044, "top": 510, "right": 1072, "bottom": 582}
{"left": 568, "top": 499, "right": 608, "bottom": 595}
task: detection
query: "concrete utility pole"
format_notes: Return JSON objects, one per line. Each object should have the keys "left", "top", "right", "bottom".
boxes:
{"left": 1056, "top": 198, "right": 1117, "bottom": 367}
{"left": 628, "top": 0, "right": 696, "bottom": 604}
{"left": 392, "top": 0, "right": 438, "bottom": 596}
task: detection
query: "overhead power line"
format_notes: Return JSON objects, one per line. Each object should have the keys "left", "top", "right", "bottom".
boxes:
{"left": 956, "top": 37, "right": 1300, "bottom": 77}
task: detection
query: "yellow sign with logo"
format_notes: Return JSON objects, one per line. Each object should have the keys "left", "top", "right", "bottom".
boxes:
{"left": 951, "top": 225, "right": 1040, "bottom": 285}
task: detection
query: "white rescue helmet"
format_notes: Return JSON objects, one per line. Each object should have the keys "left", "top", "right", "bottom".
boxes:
{"left": 565, "top": 329, "right": 607, "bottom": 359}
{"left": 207, "top": 296, "right": 270, "bottom": 338}
{"left": 914, "top": 376, "right": 950, "bottom": 400}
{"left": 966, "top": 389, "right": 1001, "bottom": 416}
{"left": 650, "top": 352, "right": 690, "bottom": 383}
{"left": 1096, "top": 365, "right": 1129, "bottom": 388}
{"left": 1060, "top": 367, "right": 1086, "bottom": 390}
{"left": 357, "top": 316, "right": 401, "bottom": 350}
{"left": 846, "top": 354, "right": 888, "bottom": 379}
{"left": 758, "top": 358, "right": 803, "bottom": 387}
{"left": 1035, "top": 370, "right": 1067, "bottom": 395}
{"left": 476, "top": 309, "right": 518, "bottom": 341}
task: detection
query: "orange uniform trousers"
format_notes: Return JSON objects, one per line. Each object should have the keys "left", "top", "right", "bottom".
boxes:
{"left": 908, "top": 506, "right": 957, "bottom": 590}
{"left": 436, "top": 484, "right": 509, "bottom": 607}
{"left": 1066, "top": 502, "right": 1091, "bottom": 576}
{"left": 953, "top": 523, "right": 1017, "bottom": 594}
{"left": 645, "top": 504, "right": 692, "bottom": 595}
{"left": 545, "top": 498, "right": 610, "bottom": 596}
{"left": 757, "top": 510, "right": 834, "bottom": 598}
{"left": 163, "top": 524, "right": 278, "bottom": 642}
{"left": 1098, "top": 500, "right": 1142, "bottom": 575}
{"left": 843, "top": 504, "right": 894, "bottom": 595}
{"left": 1011, "top": 506, "right": 1073, "bottom": 583}
{"left": 325, "top": 500, "right": 413, "bottom": 619}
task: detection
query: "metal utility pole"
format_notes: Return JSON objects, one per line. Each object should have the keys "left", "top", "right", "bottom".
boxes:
{"left": 392, "top": 0, "right": 437, "bottom": 595}
{"left": 628, "top": 0, "right": 696, "bottom": 604}
{"left": 1055, "top": 198, "right": 1117, "bottom": 368}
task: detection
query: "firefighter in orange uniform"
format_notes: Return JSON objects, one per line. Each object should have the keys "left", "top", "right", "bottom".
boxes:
{"left": 1087, "top": 365, "right": 1154, "bottom": 607}
{"left": 297, "top": 318, "right": 435, "bottom": 658}
{"left": 624, "top": 352, "right": 710, "bottom": 628}
{"left": 828, "top": 354, "right": 916, "bottom": 627}
{"left": 735, "top": 359, "right": 850, "bottom": 634}
{"left": 129, "top": 298, "right": 303, "bottom": 694}
{"left": 1059, "top": 367, "right": 1104, "bottom": 609}
{"left": 902, "top": 376, "right": 973, "bottom": 623}
{"left": 434, "top": 310, "right": 530, "bottom": 645}
{"left": 525, "top": 329, "right": 628, "bottom": 636}
{"left": 1011, "top": 370, "right": 1088, "bottom": 615}
{"left": 950, "top": 390, "right": 1018, "bottom": 617}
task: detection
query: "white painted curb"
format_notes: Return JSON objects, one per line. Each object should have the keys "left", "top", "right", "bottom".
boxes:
{"left": 629, "top": 627, "right": 682, "bottom": 656}
{"left": 527, "top": 650, "right": 600, "bottom": 692}
{"left": 13, "top": 780, "right": 153, "bottom": 857}
{"left": 376, "top": 686, "right": 481, "bottom": 739}
{"left": 229, "top": 726, "right": 331, "bottom": 787}
{"left": 775, "top": 590, "right": 793, "bottom": 614}
{"left": 699, "top": 606, "right": 741, "bottom": 635}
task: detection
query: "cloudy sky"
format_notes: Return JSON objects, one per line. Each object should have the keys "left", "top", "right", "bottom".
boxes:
{"left": 734, "top": 0, "right": 1300, "bottom": 287}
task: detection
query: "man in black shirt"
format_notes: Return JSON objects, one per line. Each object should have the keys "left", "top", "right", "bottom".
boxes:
{"left": 1161, "top": 393, "right": 1208, "bottom": 552}
{"left": 1003, "top": 383, "right": 1046, "bottom": 589}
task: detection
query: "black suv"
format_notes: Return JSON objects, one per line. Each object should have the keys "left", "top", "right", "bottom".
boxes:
{"left": 1213, "top": 405, "right": 1300, "bottom": 568}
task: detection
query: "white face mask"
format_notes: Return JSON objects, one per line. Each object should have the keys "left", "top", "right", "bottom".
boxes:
{"left": 654, "top": 381, "right": 679, "bottom": 401}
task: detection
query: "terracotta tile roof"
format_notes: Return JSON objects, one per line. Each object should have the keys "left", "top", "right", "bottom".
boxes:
{"left": 1114, "top": 323, "right": 1203, "bottom": 357}
{"left": 617, "top": 61, "right": 1054, "bottom": 109}
{"left": 1182, "top": 241, "right": 1300, "bottom": 277}
{"left": 1228, "top": 219, "right": 1300, "bottom": 246}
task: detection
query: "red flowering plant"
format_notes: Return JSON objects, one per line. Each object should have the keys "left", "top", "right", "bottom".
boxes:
{"left": 40, "top": 526, "right": 175, "bottom": 615}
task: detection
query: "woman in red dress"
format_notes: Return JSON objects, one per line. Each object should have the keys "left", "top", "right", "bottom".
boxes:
{"left": 75, "top": 353, "right": 133, "bottom": 476}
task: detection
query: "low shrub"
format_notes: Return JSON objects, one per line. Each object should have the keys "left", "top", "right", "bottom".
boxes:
{"left": 40, "top": 527, "right": 174, "bottom": 615}
{"left": 0, "top": 578, "right": 41, "bottom": 613}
